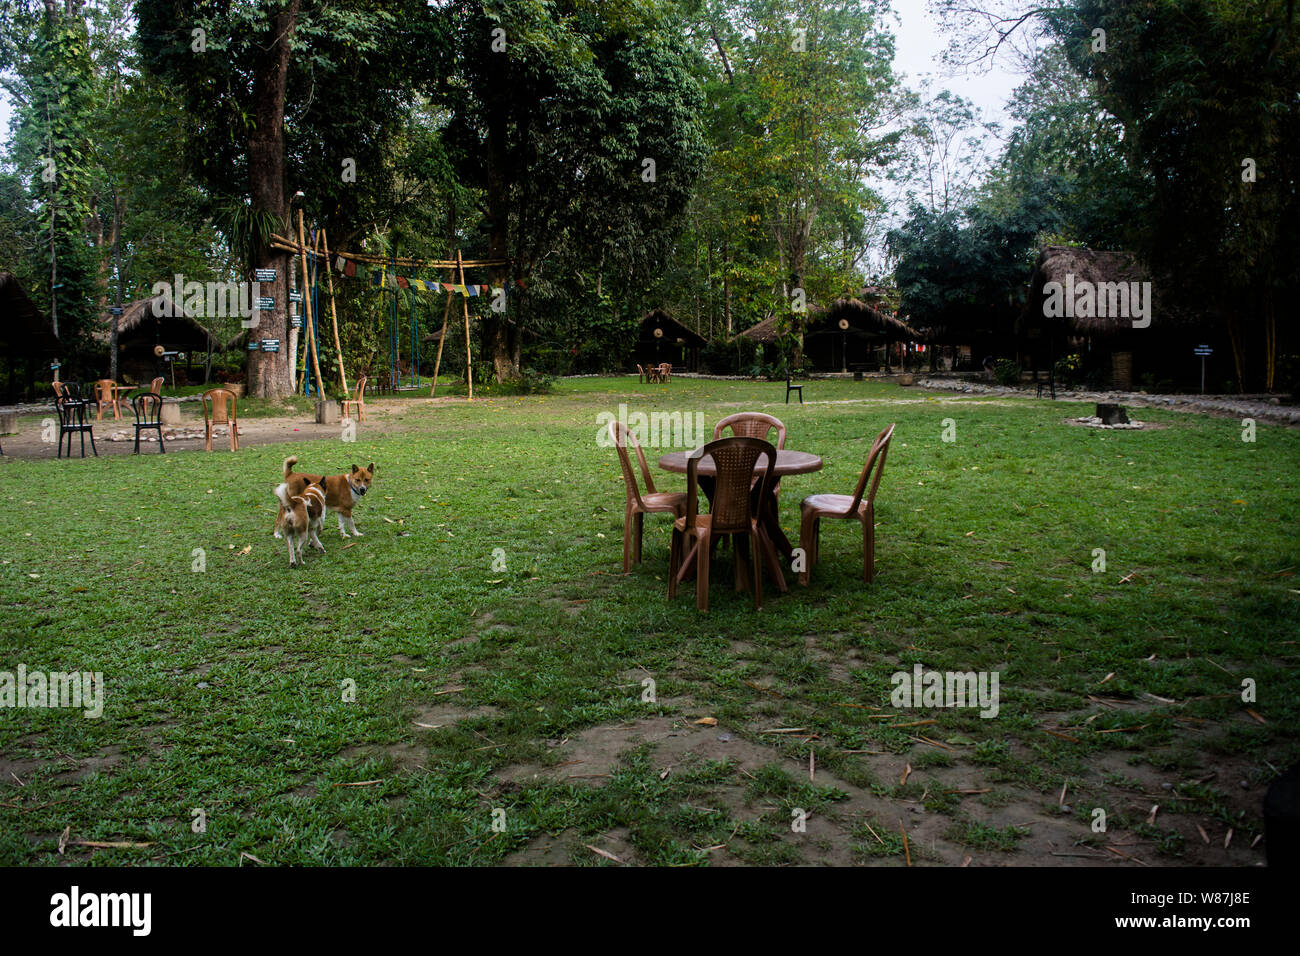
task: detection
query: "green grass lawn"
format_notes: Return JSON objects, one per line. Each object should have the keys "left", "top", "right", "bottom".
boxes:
{"left": 1, "top": 376, "right": 1297, "bottom": 866}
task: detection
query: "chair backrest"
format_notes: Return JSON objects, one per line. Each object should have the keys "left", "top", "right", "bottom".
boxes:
{"left": 848, "top": 423, "right": 896, "bottom": 513}
{"left": 54, "top": 395, "right": 84, "bottom": 426}
{"left": 54, "top": 381, "right": 81, "bottom": 400}
{"left": 608, "top": 419, "right": 656, "bottom": 509}
{"left": 52, "top": 380, "right": 66, "bottom": 399}
{"left": 354, "top": 376, "right": 367, "bottom": 401}
{"left": 133, "top": 392, "right": 164, "bottom": 425}
{"left": 202, "top": 388, "right": 236, "bottom": 425}
{"left": 95, "top": 379, "right": 115, "bottom": 404}
{"left": 685, "top": 437, "right": 776, "bottom": 536}
{"left": 149, "top": 376, "right": 164, "bottom": 396}
{"left": 714, "top": 412, "right": 787, "bottom": 449}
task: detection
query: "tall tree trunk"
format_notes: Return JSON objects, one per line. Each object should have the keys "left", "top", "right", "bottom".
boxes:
{"left": 482, "top": 107, "right": 518, "bottom": 383}
{"left": 245, "top": 0, "right": 299, "bottom": 399}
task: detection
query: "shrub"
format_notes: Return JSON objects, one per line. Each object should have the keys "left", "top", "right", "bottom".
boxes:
{"left": 1054, "top": 353, "right": 1082, "bottom": 388}
{"left": 994, "top": 359, "right": 1022, "bottom": 386}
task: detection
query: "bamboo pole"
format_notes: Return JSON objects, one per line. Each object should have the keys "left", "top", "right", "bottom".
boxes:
{"left": 458, "top": 249, "right": 473, "bottom": 402}
{"left": 320, "top": 228, "right": 349, "bottom": 398}
{"left": 267, "top": 235, "right": 504, "bottom": 269}
{"left": 430, "top": 265, "right": 453, "bottom": 397}
{"left": 297, "top": 210, "right": 325, "bottom": 398}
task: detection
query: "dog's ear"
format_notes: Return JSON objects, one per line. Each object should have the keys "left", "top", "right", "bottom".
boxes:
{"left": 350, "top": 465, "right": 358, "bottom": 474}
{"left": 368, "top": 462, "right": 375, "bottom": 473}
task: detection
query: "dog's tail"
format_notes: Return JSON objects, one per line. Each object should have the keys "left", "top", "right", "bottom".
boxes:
{"left": 283, "top": 456, "right": 298, "bottom": 481}
{"left": 274, "top": 482, "right": 294, "bottom": 510}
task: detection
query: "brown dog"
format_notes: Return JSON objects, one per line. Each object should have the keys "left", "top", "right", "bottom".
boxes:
{"left": 274, "top": 456, "right": 375, "bottom": 538}
{"left": 274, "top": 481, "right": 326, "bottom": 567}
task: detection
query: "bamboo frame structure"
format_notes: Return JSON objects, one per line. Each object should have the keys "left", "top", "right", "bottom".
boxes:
{"left": 297, "top": 210, "right": 325, "bottom": 397}
{"left": 320, "top": 228, "right": 349, "bottom": 398}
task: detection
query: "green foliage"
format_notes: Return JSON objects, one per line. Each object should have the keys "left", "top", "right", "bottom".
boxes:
{"left": 1054, "top": 353, "right": 1082, "bottom": 389}
{"left": 993, "top": 359, "right": 1021, "bottom": 387}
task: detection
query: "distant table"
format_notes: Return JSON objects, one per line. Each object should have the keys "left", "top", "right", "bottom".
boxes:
{"left": 657, "top": 448, "right": 823, "bottom": 579}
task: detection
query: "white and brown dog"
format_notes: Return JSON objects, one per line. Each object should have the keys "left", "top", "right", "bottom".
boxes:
{"left": 275, "top": 456, "right": 375, "bottom": 538}
{"left": 274, "top": 480, "right": 326, "bottom": 567}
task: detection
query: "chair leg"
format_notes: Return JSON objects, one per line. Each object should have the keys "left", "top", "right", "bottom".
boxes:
{"left": 697, "top": 530, "right": 710, "bottom": 611}
{"left": 89, "top": 429, "right": 97, "bottom": 457}
{"left": 798, "top": 510, "right": 816, "bottom": 585}
{"left": 205, "top": 426, "right": 213, "bottom": 452}
{"left": 668, "top": 528, "right": 680, "bottom": 599}
{"left": 634, "top": 511, "right": 644, "bottom": 564}
{"left": 158, "top": 427, "right": 165, "bottom": 454}
{"left": 862, "top": 513, "right": 875, "bottom": 583}
{"left": 750, "top": 531, "right": 763, "bottom": 609}
{"left": 622, "top": 504, "right": 634, "bottom": 574}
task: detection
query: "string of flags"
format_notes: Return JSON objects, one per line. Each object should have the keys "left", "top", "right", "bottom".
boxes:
{"left": 332, "top": 254, "right": 527, "bottom": 297}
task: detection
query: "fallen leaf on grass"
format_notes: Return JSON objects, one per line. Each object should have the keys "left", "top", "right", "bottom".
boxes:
{"left": 693, "top": 717, "right": 718, "bottom": 727}
{"left": 900, "top": 763, "right": 912, "bottom": 786}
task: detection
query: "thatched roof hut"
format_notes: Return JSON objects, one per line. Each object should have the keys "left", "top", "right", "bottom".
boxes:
{"left": 96, "top": 293, "right": 232, "bottom": 353}
{"left": 1021, "top": 246, "right": 1156, "bottom": 337}
{"left": 0, "top": 272, "right": 61, "bottom": 359}
{"left": 742, "top": 293, "right": 917, "bottom": 344}
{"left": 634, "top": 308, "right": 706, "bottom": 371}
{"left": 739, "top": 292, "right": 920, "bottom": 372}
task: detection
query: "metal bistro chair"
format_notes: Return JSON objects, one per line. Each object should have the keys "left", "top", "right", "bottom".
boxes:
{"left": 131, "top": 392, "right": 166, "bottom": 454}
{"left": 669, "top": 437, "right": 780, "bottom": 611}
{"left": 798, "top": 423, "right": 896, "bottom": 585}
{"left": 609, "top": 419, "right": 686, "bottom": 573}
{"left": 786, "top": 368, "right": 804, "bottom": 404}
{"left": 201, "top": 387, "right": 239, "bottom": 452}
{"left": 55, "top": 394, "right": 97, "bottom": 458}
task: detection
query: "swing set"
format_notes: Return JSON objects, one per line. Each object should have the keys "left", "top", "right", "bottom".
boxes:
{"left": 270, "top": 223, "right": 506, "bottom": 403}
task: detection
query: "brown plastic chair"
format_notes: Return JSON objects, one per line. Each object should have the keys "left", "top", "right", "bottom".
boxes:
{"left": 714, "top": 412, "right": 787, "bottom": 448}
{"left": 636, "top": 364, "right": 646, "bottom": 384}
{"left": 201, "top": 388, "right": 239, "bottom": 451}
{"left": 609, "top": 419, "right": 686, "bottom": 573}
{"left": 94, "top": 379, "right": 125, "bottom": 421}
{"left": 715, "top": 411, "right": 788, "bottom": 501}
{"left": 148, "top": 376, "right": 164, "bottom": 396}
{"left": 669, "top": 437, "right": 781, "bottom": 611}
{"left": 658, "top": 363, "right": 672, "bottom": 382}
{"left": 798, "top": 423, "right": 895, "bottom": 585}
{"left": 341, "top": 376, "right": 367, "bottom": 422}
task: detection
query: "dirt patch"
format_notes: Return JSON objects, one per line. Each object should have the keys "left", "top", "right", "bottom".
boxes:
{"left": 504, "top": 826, "right": 643, "bottom": 866}
{"left": 411, "top": 702, "right": 500, "bottom": 729}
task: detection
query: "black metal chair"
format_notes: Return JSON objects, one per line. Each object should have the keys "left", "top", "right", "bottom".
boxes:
{"left": 785, "top": 369, "right": 804, "bottom": 404}
{"left": 131, "top": 392, "right": 166, "bottom": 454}
{"left": 55, "top": 394, "right": 98, "bottom": 458}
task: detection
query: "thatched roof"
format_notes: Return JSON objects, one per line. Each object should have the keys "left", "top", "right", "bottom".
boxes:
{"left": 639, "top": 308, "right": 707, "bottom": 347}
{"left": 1022, "top": 246, "right": 1156, "bottom": 336}
{"left": 743, "top": 294, "right": 919, "bottom": 343}
{"left": 96, "top": 293, "right": 231, "bottom": 352}
{"left": 0, "top": 272, "right": 61, "bottom": 358}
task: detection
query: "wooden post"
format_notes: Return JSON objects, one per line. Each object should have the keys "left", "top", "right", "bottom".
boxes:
{"left": 320, "top": 228, "right": 348, "bottom": 398}
{"left": 297, "top": 210, "right": 325, "bottom": 397}
{"left": 430, "top": 266, "right": 453, "bottom": 397}
{"left": 458, "top": 249, "right": 473, "bottom": 402}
